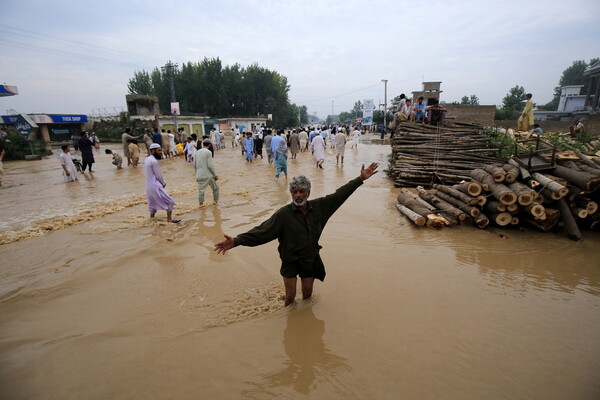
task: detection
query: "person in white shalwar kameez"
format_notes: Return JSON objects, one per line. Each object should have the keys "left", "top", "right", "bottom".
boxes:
{"left": 311, "top": 134, "right": 326, "bottom": 169}
{"left": 59, "top": 145, "right": 79, "bottom": 182}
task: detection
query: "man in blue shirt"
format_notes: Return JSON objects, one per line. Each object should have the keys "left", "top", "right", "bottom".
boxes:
{"left": 271, "top": 130, "right": 285, "bottom": 154}
{"left": 152, "top": 128, "right": 162, "bottom": 146}
{"left": 414, "top": 96, "right": 427, "bottom": 122}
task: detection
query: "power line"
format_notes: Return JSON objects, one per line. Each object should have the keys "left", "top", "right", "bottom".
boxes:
{"left": 294, "top": 82, "right": 382, "bottom": 104}
{"left": 0, "top": 24, "right": 157, "bottom": 65}
{"left": 0, "top": 38, "right": 149, "bottom": 69}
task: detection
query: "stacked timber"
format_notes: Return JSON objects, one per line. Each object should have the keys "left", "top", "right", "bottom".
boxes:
{"left": 395, "top": 155, "right": 600, "bottom": 241}
{"left": 389, "top": 121, "right": 500, "bottom": 187}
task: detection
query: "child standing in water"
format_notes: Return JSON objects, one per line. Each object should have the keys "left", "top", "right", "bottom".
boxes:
{"left": 60, "top": 145, "right": 79, "bottom": 182}
{"left": 105, "top": 149, "right": 123, "bottom": 169}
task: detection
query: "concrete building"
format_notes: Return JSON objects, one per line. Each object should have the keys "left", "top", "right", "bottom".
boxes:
{"left": 126, "top": 94, "right": 160, "bottom": 116}
{"left": 412, "top": 81, "right": 443, "bottom": 105}
{"left": 157, "top": 116, "right": 267, "bottom": 137}
{"left": 557, "top": 85, "right": 586, "bottom": 112}
{"left": 0, "top": 113, "right": 87, "bottom": 142}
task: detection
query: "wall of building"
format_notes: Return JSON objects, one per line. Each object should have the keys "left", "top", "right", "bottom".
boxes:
{"left": 443, "top": 104, "right": 496, "bottom": 125}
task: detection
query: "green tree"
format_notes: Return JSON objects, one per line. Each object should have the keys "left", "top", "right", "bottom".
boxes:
{"left": 352, "top": 100, "right": 363, "bottom": 117}
{"left": 373, "top": 110, "right": 393, "bottom": 125}
{"left": 502, "top": 85, "right": 527, "bottom": 111}
{"left": 542, "top": 58, "right": 599, "bottom": 110}
{"left": 338, "top": 111, "right": 354, "bottom": 123}
{"left": 150, "top": 67, "right": 170, "bottom": 113}
{"left": 461, "top": 95, "right": 480, "bottom": 105}
{"left": 129, "top": 58, "right": 295, "bottom": 126}
{"left": 127, "top": 70, "right": 154, "bottom": 95}
{"left": 299, "top": 105, "right": 308, "bottom": 124}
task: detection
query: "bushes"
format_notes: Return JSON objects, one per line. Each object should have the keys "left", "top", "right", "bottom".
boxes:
{"left": 494, "top": 108, "right": 519, "bottom": 121}
{"left": 483, "top": 127, "right": 515, "bottom": 160}
{"left": 0, "top": 130, "right": 49, "bottom": 160}
{"left": 92, "top": 112, "right": 153, "bottom": 140}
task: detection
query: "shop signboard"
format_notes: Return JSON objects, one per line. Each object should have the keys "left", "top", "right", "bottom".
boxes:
{"left": 363, "top": 99, "right": 374, "bottom": 125}
{"left": 14, "top": 114, "right": 38, "bottom": 139}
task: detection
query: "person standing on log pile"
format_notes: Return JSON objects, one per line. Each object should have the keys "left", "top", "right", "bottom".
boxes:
{"left": 517, "top": 93, "right": 534, "bottom": 131}
{"left": 214, "top": 163, "right": 379, "bottom": 306}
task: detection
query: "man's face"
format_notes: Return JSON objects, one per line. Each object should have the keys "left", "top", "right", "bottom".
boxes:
{"left": 291, "top": 188, "right": 310, "bottom": 207}
{"left": 152, "top": 148, "right": 163, "bottom": 159}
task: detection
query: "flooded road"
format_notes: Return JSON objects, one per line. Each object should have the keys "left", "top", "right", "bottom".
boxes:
{"left": 1, "top": 140, "right": 599, "bottom": 399}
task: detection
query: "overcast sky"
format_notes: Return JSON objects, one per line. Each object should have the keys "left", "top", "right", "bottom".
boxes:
{"left": 1, "top": 0, "right": 599, "bottom": 118}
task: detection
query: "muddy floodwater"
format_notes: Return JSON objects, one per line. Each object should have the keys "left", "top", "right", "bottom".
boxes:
{"left": 1, "top": 139, "right": 599, "bottom": 399}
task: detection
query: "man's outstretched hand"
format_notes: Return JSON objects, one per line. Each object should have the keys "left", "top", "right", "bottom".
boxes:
{"left": 360, "top": 162, "right": 379, "bottom": 181}
{"left": 214, "top": 234, "right": 235, "bottom": 254}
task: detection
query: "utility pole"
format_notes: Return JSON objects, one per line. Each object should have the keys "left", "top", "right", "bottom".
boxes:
{"left": 381, "top": 79, "right": 388, "bottom": 139}
{"left": 162, "top": 61, "right": 179, "bottom": 130}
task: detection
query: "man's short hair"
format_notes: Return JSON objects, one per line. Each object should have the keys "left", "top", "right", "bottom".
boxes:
{"left": 203, "top": 139, "right": 212, "bottom": 146}
{"left": 289, "top": 175, "right": 311, "bottom": 193}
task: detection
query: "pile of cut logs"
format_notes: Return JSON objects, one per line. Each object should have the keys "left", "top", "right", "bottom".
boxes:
{"left": 389, "top": 122, "right": 500, "bottom": 187}
{"left": 395, "top": 157, "right": 600, "bottom": 240}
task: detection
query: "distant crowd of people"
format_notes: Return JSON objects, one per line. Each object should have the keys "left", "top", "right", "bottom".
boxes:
{"left": 57, "top": 123, "right": 368, "bottom": 221}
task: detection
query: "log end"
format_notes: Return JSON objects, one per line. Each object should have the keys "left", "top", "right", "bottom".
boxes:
{"left": 517, "top": 194, "right": 534, "bottom": 206}
{"left": 467, "top": 183, "right": 482, "bottom": 196}
{"left": 493, "top": 212, "right": 512, "bottom": 226}
{"left": 499, "top": 192, "right": 518, "bottom": 206}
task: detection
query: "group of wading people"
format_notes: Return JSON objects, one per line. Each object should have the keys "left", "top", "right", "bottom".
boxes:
{"left": 59, "top": 124, "right": 376, "bottom": 306}
{"left": 146, "top": 124, "right": 378, "bottom": 306}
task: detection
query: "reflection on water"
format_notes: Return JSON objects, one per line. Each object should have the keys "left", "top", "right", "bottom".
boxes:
{"left": 242, "top": 306, "right": 355, "bottom": 399}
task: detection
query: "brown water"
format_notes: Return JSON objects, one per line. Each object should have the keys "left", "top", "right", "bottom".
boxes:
{"left": 1, "top": 141, "right": 599, "bottom": 400}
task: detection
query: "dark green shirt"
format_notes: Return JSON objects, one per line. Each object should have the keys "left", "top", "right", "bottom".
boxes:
{"left": 234, "top": 177, "right": 364, "bottom": 281}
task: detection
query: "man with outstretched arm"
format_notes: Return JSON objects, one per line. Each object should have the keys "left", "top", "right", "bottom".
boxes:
{"left": 214, "top": 162, "right": 379, "bottom": 306}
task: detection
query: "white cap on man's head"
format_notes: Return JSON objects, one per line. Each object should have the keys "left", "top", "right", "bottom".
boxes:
{"left": 149, "top": 143, "right": 161, "bottom": 150}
